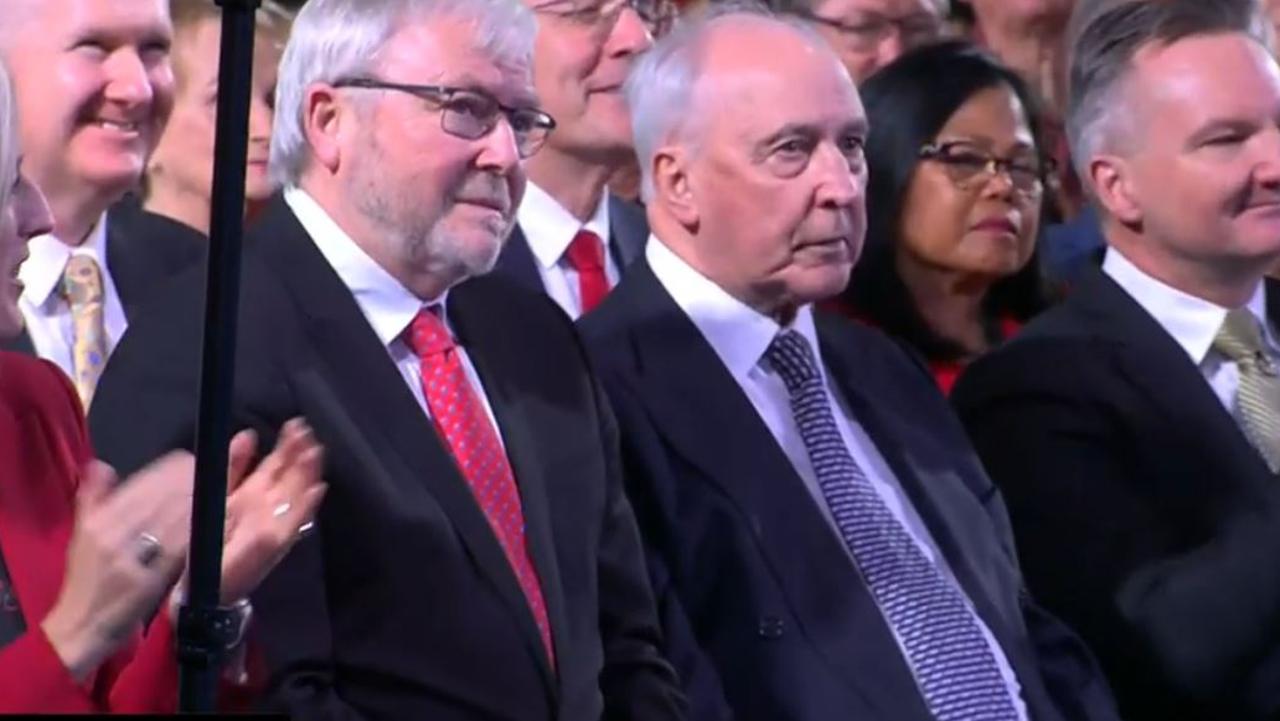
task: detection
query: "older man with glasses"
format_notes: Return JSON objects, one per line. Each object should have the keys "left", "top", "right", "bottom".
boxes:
{"left": 86, "top": 0, "right": 688, "bottom": 719}
{"left": 771, "top": 0, "right": 946, "bottom": 82}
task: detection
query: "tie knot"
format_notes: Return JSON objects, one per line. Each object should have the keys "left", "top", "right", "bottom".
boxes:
{"left": 564, "top": 230, "right": 605, "bottom": 272}
{"left": 1214, "top": 308, "right": 1270, "bottom": 364}
{"left": 765, "top": 330, "right": 820, "bottom": 393}
{"left": 405, "top": 306, "right": 455, "bottom": 359}
{"left": 63, "top": 254, "right": 103, "bottom": 305}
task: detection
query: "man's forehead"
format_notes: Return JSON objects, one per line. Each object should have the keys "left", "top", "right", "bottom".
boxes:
{"left": 1133, "top": 34, "right": 1280, "bottom": 110}
{"left": 825, "top": 0, "right": 941, "bottom": 16}
{"left": 6, "top": 0, "right": 170, "bottom": 38}
{"left": 379, "top": 22, "right": 536, "bottom": 103}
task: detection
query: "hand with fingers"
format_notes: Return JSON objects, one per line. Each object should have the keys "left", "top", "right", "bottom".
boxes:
{"left": 219, "top": 418, "right": 328, "bottom": 605}
{"left": 39, "top": 453, "right": 197, "bottom": 682}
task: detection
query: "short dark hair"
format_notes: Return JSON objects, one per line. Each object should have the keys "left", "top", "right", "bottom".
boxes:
{"left": 1066, "top": 0, "right": 1270, "bottom": 181}
{"left": 842, "top": 40, "right": 1051, "bottom": 363}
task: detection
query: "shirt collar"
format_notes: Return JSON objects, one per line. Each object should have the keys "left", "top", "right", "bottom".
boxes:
{"left": 1103, "top": 246, "right": 1274, "bottom": 363}
{"left": 284, "top": 186, "right": 447, "bottom": 347}
{"left": 19, "top": 213, "right": 109, "bottom": 309}
{"left": 515, "top": 181, "right": 612, "bottom": 270}
{"left": 646, "top": 235, "right": 821, "bottom": 383}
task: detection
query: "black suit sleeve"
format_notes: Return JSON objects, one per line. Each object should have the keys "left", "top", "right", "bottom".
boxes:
{"left": 596, "top": 375, "right": 736, "bottom": 721}
{"left": 954, "top": 342, "right": 1280, "bottom": 719}
{"left": 591, "top": 374, "right": 690, "bottom": 721}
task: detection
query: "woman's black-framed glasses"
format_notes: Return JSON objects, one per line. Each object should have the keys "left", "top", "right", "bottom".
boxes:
{"left": 333, "top": 77, "right": 557, "bottom": 158}
{"left": 532, "top": 0, "right": 677, "bottom": 38}
{"left": 918, "top": 140, "right": 1054, "bottom": 196}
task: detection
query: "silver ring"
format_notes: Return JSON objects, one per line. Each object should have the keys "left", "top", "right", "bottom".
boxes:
{"left": 272, "top": 502, "right": 292, "bottom": 518}
{"left": 134, "top": 532, "right": 162, "bottom": 567}
{"left": 297, "top": 521, "right": 315, "bottom": 538}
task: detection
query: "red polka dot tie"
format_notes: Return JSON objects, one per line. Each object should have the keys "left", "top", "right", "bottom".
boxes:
{"left": 406, "top": 307, "right": 555, "bottom": 667}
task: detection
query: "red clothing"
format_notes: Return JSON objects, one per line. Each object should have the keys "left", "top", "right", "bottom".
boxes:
{"left": 0, "top": 350, "right": 178, "bottom": 713}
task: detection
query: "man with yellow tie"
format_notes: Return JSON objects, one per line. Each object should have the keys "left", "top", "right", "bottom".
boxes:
{"left": 0, "top": 0, "right": 204, "bottom": 409}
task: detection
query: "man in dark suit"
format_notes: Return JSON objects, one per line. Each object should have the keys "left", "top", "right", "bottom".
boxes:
{"left": 952, "top": 1, "right": 1280, "bottom": 719}
{"left": 489, "top": 0, "right": 654, "bottom": 319}
{"left": 578, "top": 8, "right": 1120, "bottom": 721}
{"left": 86, "top": 0, "right": 685, "bottom": 719}
{"left": 0, "top": 0, "right": 204, "bottom": 408}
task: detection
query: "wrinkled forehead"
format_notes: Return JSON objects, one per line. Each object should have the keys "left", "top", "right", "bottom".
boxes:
{"left": 695, "top": 22, "right": 864, "bottom": 140}
{"left": 375, "top": 17, "right": 537, "bottom": 107}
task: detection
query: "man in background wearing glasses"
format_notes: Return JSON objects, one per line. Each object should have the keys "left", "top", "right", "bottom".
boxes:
{"left": 87, "top": 0, "right": 687, "bottom": 719}
{"left": 772, "top": 0, "right": 945, "bottom": 82}
{"left": 490, "top": 0, "right": 657, "bottom": 320}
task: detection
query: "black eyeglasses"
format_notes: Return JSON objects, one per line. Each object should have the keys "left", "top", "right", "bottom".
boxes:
{"left": 332, "top": 77, "right": 557, "bottom": 158}
{"left": 532, "top": 0, "right": 674, "bottom": 37}
{"left": 919, "top": 140, "right": 1054, "bottom": 196}
{"left": 791, "top": 8, "right": 942, "bottom": 52}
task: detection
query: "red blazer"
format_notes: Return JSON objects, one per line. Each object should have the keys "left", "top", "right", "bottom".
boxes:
{"left": 0, "top": 350, "right": 178, "bottom": 713}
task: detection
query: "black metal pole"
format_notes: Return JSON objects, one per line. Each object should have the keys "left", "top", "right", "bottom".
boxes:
{"left": 177, "top": 0, "right": 260, "bottom": 712}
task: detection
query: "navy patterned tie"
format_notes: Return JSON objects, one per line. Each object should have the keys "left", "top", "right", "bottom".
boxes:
{"left": 765, "top": 330, "right": 1019, "bottom": 721}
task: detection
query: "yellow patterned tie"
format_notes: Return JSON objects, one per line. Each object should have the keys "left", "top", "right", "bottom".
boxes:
{"left": 62, "top": 254, "right": 107, "bottom": 410}
{"left": 1213, "top": 308, "right": 1280, "bottom": 473}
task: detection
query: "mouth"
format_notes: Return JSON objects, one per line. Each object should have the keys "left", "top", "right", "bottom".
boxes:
{"left": 796, "top": 235, "right": 853, "bottom": 253}
{"left": 86, "top": 117, "right": 144, "bottom": 137}
{"left": 970, "top": 217, "right": 1019, "bottom": 235}
{"left": 457, "top": 197, "right": 509, "bottom": 214}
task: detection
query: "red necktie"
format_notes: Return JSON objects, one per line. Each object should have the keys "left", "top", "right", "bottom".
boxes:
{"left": 564, "top": 230, "right": 609, "bottom": 315}
{"left": 405, "top": 307, "right": 555, "bottom": 666}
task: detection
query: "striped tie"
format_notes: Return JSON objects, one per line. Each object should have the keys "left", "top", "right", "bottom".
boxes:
{"left": 765, "top": 330, "right": 1020, "bottom": 721}
{"left": 1213, "top": 309, "right": 1280, "bottom": 472}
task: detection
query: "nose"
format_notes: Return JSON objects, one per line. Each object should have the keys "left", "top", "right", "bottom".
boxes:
{"left": 813, "top": 143, "right": 862, "bottom": 209}
{"left": 980, "top": 163, "right": 1018, "bottom": 201}
{"left": 875, "top": 30, "right": 907, "bottom": 71}
{"left": 248, "top": 94, "right": 273, "bottom": 145}
{"left": 1253, "top": 127, "right": 1280, "bottom": 187}
{"left": 475, "top": 116, "right": 522, "bottom": 176}
{"left": 608, "top": 4, "right": 654, "bottom": 56}
{"left": 103, "top": 48, "right": 157, "bottom": 108}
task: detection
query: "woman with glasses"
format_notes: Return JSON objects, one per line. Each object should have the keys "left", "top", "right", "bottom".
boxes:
{"left": 834, "top": 40, "right": 1053, "bottom": 394}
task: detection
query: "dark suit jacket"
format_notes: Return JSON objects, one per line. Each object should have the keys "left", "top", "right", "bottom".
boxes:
{"left": 953, "top": 268, "right": 1280, "bottom": 721}
{"left": 1, "top": 196, "right": 206, "bottom": 355}
{"left": 577, "top": 259, "right": 1120, "bottom": 721}
{"left": 0, "top": 352, "right": 179, "bottom": 713}
{"left": 492, "top": 195, "right": 648, "bottom": 296}
{"left": 87, "top": 199, "right": 686, "bottom": 721}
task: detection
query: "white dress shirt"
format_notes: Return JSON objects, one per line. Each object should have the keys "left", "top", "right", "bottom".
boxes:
{"left": 18, "top": 215, "right": 128, "bottom": 382}
{"left": 1103, "top": 247, "right": 1280, "bottom": 412}
{"left": 285, "top": 187, "right": 503, "bottom": 437}
{"left": 646, "top": 237, "right": 1028, "bottom": 718}
{"left": 515, "top": 181, "right": 620, "bottom": 320}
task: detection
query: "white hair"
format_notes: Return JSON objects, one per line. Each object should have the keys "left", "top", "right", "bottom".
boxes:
{"left": 269, "top": 0, "right": 535, "bottom": 187}
{"left": 0, "top": 58, "right": 16, "bottom": 214}
{"left": 624, "top": 1, "right": 828, "bottom": 201}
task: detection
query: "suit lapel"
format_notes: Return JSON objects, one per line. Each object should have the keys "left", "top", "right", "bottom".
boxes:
{"left": 449, "top": 283, "right": 566, "bottom": 691}
{"left": 816, "top": 319, "right": 1037, "bottom": 681}
{"left": 256, "top": 203, "right": 559, "bottom": 695}
{"left": 492, "top": 225, "right": 546, "bottom": 295}
{"left": 1077, "top": 270, "right": 1278, "bottom": 497}
{"left": 606, "top": 196, "right": 647, "bottom": 272}
{"left": 616, "top": 262, "right": 931, "bottom": 720}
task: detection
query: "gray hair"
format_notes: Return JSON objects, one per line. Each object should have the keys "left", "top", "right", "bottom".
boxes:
{"left": 269, "top": 0, "right": 535, "bottom": 187}
{"left": 624, "top": 1, "right": 831, "bottom": 201}
{"left": 1066, "top": 0, "right": 1271, "bottom": 185}
{"left": 0, "top": 58, "right": 16, "bottom": 214}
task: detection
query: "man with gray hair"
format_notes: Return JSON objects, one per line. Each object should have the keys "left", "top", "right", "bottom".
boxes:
{"left": 87, "top": 0, "right": 686, "bottom": 719}
{"left": 0, "top": 0, "right": 205, "bottom": 410}
{"left": 953, "top": 1, "right": 1280, "bottom": 719}
{"left": 579, "top": 5, "right": 1120, "bottom": 721}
